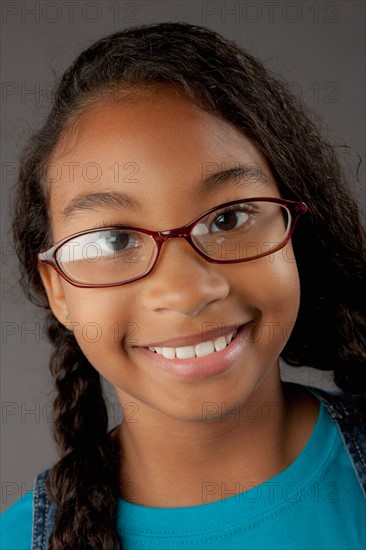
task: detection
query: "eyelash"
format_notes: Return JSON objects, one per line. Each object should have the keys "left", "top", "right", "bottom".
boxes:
{"left": 215, "top": 204, "right": 257, "bottom": 216}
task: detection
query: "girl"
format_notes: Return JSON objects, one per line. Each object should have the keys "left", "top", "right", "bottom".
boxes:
{"left": 2, "top": 22, "right": 365, "bottom": 550}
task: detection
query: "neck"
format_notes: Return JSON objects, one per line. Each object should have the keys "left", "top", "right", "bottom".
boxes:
{"left": 111, "top": 374, "right": 319, "bottom": 507}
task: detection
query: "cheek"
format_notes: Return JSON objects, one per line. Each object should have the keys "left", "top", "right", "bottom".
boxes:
{"left": 63, "top": 288, "right": 132, "bottom": 362}
{"left": 234, "top": 243, "right": 301, "bottom": 344}
{"left": 264, "top": 243, "right": 300, "bottom": 303}
{"left": 268, "top": 256, "right": 300, "bottom": 341}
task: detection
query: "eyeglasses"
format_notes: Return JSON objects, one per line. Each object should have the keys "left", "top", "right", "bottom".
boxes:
{"left": 38, "top": 197, "right": 307, "bottom": 288}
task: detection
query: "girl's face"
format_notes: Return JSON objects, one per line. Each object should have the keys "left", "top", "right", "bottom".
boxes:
{"left": 40, "top": 84, "right": 301, "bottom": 421}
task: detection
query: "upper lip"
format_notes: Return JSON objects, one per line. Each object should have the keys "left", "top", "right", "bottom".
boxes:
{"left": 138, "top": 323, "right": 246, "bottom": 348}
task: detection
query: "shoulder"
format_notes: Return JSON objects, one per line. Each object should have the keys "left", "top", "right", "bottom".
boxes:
{"left": 0, "top": 491, "right": 33, "bottom": 550}
{"left": 283, "top": 381, "right": 366, "bottom": 455}
{"left": 284, "top": 380, "right": 365, "bottom": 416}
{"left": 292, "top": 382, "right": 366, "bottom": 498}
{"left": 301, "top": 383, "right": 365, "bottom": 422}
{"left": 0, "top": 468, "right": 53, "bottom": 550}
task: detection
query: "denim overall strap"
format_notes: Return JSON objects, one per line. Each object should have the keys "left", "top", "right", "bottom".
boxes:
{"left": 306, "top": 385, "right": 366, "bottom": 498}
{"left": 32, "top": 468, "right": 57, "bottom": 550}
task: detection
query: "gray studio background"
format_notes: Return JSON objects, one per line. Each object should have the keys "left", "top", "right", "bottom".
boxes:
{"left": 1, "top": 0, "right": 365, "bottom": 512}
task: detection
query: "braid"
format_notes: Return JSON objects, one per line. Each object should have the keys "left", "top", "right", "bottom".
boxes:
{"left": 45, "top": 315, "right": 122, "bottom": 549}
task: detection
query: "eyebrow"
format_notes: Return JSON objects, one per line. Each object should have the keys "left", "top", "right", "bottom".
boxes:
{"left": 61, "top": 163, "right": 271, "bottom": 221}
{"left": 62, "top": 191, "right": 141, "bottom": 221}
{"left": 199, "top": 163, "right": 270, "bottom": 192}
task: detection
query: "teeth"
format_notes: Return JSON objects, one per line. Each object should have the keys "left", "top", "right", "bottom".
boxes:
{"left": 214, "top": 336, "right": 228, "bottom": 352}
{"left": 225, "top": 334, "right": 232, "bottom": 344}
{"left": 195, "top": 341, "right": 215, "bottom": 357}
{"left": 148, "top": 330, "right": 238, "bottom": 359}
{"left": 162, "top": 347, "right": 175, "bottom": 359}
{"left": 176, "top": 346, "right": 195, "bottom": 359}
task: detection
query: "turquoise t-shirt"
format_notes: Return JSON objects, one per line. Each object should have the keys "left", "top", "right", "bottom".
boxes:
{"left": 1, "top": 401, "right": 365, "bottom": 550}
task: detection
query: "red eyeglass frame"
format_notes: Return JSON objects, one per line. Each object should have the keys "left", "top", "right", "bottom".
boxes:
{"left": 38, "top": 197, "right": 308, "bottom": 288}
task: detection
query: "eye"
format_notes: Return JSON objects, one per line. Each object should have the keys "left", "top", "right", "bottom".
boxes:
{"left": 95, "top": 230, "right": 140, "bottom": 254}
{"left": 209, "top": 205, "right": 255, "bottom": 233}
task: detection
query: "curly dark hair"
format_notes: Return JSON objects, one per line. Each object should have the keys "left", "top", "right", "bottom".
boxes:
{"left": 11, "top": 21, "right": 366, "bottom": 549}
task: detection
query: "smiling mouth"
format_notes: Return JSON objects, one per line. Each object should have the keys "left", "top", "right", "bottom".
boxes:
{"left": 147, "top": 329, "right": 238, "bottom": 360}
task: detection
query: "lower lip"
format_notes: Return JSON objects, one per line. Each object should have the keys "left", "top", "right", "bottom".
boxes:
{"left": 135, "top": 324, "right": 249, "bottom": 380}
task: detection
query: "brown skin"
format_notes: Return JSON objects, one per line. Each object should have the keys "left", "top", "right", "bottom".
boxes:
{"left": 39, "top": 83, "right": 319, "bottom": 507}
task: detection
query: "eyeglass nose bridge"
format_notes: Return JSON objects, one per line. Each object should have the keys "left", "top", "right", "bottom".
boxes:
{"left": 155, "top": 227, "right": 193, "bottom": 242}
{"left": 151, "top": 228, "right": 199, "bottom": 264}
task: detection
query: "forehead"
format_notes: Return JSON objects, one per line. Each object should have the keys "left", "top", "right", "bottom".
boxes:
{"left": 48, "top": 84, "right": 277, "bottom": 231}
{"left": 52, "top": 84, "right": 269, "bottom": 162}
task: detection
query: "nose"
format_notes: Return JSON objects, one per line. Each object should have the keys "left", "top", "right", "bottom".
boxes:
{"left": 140, "top": 238, "right": 230, "bottom": 316}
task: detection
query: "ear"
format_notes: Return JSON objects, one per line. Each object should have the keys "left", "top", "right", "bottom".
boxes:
{"left": 38, "top": 263, "right": 69, "bottom": 327}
